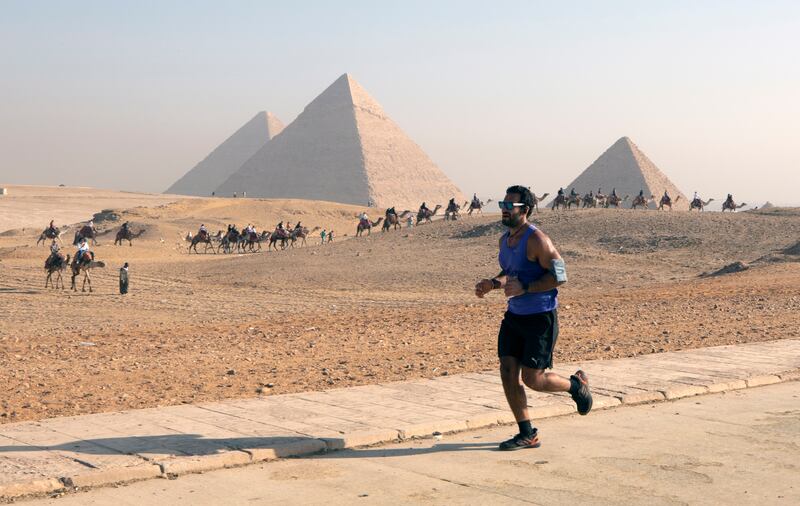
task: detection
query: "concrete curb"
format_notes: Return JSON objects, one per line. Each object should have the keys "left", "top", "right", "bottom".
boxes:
{"left": 1, "top": 344, "right": 798, "bottom": 502}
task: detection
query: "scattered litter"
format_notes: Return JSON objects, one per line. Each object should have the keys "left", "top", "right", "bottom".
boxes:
{"left": 79, "top": 342, "right": 96, "bottom": 346}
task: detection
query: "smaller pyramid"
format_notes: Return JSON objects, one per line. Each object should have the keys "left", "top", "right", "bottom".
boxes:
{"left": 166, "top": 111, "right": 284, "bottom": 196}
{"left": 560, "top": 137, "right": 687, "bottom": 209}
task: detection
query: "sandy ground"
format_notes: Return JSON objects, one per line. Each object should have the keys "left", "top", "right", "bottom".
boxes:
{"left": 1, "top": 188, "right": 799, "bottom": 423}
{"left": 21, "top": 382, "right": 800, "bottom": 505}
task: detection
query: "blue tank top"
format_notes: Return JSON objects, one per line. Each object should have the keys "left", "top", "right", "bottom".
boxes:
{"left": 499, "top": 224, "right": 558, "bottom": 315}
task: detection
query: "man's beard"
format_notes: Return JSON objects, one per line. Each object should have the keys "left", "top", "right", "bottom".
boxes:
{"left": 502, "top": 214, "right": 524, "bottom": 228}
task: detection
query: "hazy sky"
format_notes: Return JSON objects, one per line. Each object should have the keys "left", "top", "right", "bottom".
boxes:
{"left": 1, "top": 1, "right": 798, "bottom": 205}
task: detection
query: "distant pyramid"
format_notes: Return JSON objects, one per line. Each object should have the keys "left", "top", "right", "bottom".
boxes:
{"left": 560, "top": 137, "right": 687, "bottom": 209}
{"left": 216, "top": 74, "right": 465, "bottom": 209}
{"left": 166, "top": 111, "right": 284, "bottom": 196}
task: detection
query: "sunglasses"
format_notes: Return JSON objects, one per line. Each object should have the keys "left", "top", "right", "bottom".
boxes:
{"left": 498, "top": 201, "right": 527, "bottom": 210}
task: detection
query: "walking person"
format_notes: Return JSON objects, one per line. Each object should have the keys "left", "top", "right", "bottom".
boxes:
{"left": 475, "top": 185, "right": 592, "bottom": 450}
{"left": 327, "top": 230, "right": 334, "bottom": 243}
{"left": 119, "top": 262, "right": 129, "bottom": 295}
{"left": 320, "top": 229, "right": 327, "bottom": 245}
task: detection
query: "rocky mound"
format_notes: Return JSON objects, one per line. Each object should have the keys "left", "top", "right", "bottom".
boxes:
{"left": 702, "top": 261, "right": 749, "bottom": 277}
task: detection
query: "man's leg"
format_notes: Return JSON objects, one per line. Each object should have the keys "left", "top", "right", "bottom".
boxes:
{"left": 499, "top": 356, "right": 529, "bottom": 422}
{"left": 498, "top": 355, "right": 540, "bottom": 450}
{"left": 522, "top": 367, "right": 593, "bottom": 415}
{"left": 520, "top": 367, "right": 571, "bottom": 392}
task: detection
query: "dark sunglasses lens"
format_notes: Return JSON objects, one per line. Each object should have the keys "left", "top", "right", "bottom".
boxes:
{"left": 498, "top": 202, "right": 512, "bottom": 210}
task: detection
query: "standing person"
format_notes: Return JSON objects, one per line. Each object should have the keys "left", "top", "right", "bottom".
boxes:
{"left": 406, "top": 215, "right": 414, "bottom": 228}
{"left": 320, "top": 229, "right": 327, "bottom": 245}
{"left": 119, "top": 262, "right": 129, "bottom": 294}
{"left": 475, "top": 185, "right": 592, "bottom": 451}
{"left": 327, "top": 230, "right": 334, "bottom": 243}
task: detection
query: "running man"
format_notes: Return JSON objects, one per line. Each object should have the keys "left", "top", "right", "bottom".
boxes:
{"left": 475, "top": 185, "right": 592, "bottom": 450}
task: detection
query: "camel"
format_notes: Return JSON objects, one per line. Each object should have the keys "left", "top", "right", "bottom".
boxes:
{"left": 189, "top": 232, "right": 216, "bottom": 254}
{"left": 467, "top": 199, "right": 492, "bottom": 215}
{"left": 416, "top": 205, "right": 442, "bottom": 224}
{"left": 444, "top": 201, "right": 461, "bottom": 221}
{"left": 550, "top": 194, "right": 568, "bottom": 210}
{"left": 246, "top": 230, "right": 272, "bottom": 252}
{"left": 289, "top": 227, "right": 313, "bottom": 248}
{"left": 605, "top": 194, "right": 629, "bottom": 208}
{"left": 657, "top": 194, "right": 680, "bottom": 211}
{"left": 114, "top": 227, "right": 145, "bottom": 246}
{"left": 37, "top": 226, "right": 67, "bottom": 246}
{"left": 689, "top": 198, "right": 714, "bottom": 211}
{"left": 70, "top": 253, "right": 105, "bottom": 292}
{"left": 45, "top": 253, "right": 70, "bottom": 289}
{"left": 722, "top": 199, "right": 747, "bottom": 212}
{"left": 581, "top": 193, "right": 597, "bottom": 208}
{"left": 382, "top": 210, "right": 412, "bottom": 231}
{"left": 356, "top": 217, "right": 383, "bottom": 237}
{"left": 531, "top": 193, "right": 549, "bottom": 212}
{"left": 631, "top": 194, "right": 654, "bottom": 210}
{"left": 72, "top": 224, "right": 99, "bottom": 246}
{"left": 269, "top": 228, "right": 292, "bottom": 251}
{"left": 218, "top": 228, "right": 243, "bottom": 254}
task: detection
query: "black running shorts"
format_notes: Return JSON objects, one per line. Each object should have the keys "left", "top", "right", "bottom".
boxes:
{"left": 497, "top": 309, "right": 559, "bottom": 369}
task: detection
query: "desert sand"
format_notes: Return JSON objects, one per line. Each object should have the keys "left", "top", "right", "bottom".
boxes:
{"left": 1, "top": 187, "right": 798, "bottom": 423}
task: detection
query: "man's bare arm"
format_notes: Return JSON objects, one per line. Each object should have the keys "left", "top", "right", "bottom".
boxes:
{"left": 524, "top": 231, "right": 566, "bottom": 293}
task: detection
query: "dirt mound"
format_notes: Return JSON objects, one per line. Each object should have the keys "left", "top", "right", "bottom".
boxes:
{"left": 782, "top": 240, "right": 800, "bottom": 256}
{"left": 597, "top": 235, "right": 701, "bottom": 254}
{"left": 703, "top": 261, "right": 749, "bottom": 277}
{"left": 454, "top": 222, "right": 504, "bottom": 239}
{"left": 92, "top": 209, "right": 121, "bottom": 223}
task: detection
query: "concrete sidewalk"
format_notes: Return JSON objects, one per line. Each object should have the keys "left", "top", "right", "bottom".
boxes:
{"left": 21, "top": 381, "right": 800, "bottom": 505}
{"left": 1, "top": 340, "right": 799, "bottom": 500}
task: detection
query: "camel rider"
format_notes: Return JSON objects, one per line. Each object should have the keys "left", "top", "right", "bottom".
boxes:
{"left": 76, "top": 238, "right": 89, "bottom": 263}
{"left": 639, "top": 189, "right": 644, "bottom": 198}
{"left": 448, "top": 198, "right": 456, "bottom": 211}
{"left": 295, "top": 221, "right": 302, "bottom": 230}
{"left": 48, "top": 219, "right": 57, "bottom": 235}
{"left": 663, "top": 190, "right": 670, "bottom": 201}
{"left": 557, "top": 188, "right": 565, "bottom": 198}
{"left": 359, "top": 212, "right": 369, "bottom": 228}
{"left": 385, "top": 207, "right": 396, "bottom": 219}
{"left": 419, "top": 202, "right": 429, "bottom": 215}
{"left": 570, "top": 188, "right": 577, "bottom": 198}
{"left": 121, "top": 221, "right": 130, "bottom": 234}
{"left": 693, "top": 191, "right": 698, "bottom": 201}
{"left": 198, "top": 224, "right": 208, "bottom": 239}
{"left": 473, "top": 193, "right": 480, "bottom": 206}
{"left": 726, "top": 193, "right": 733, "bottom": 204}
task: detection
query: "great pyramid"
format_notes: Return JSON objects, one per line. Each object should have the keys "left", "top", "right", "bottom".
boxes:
{"left": 215, "top": 74, "right": 465, "bottom": 209}
{"left": 560, "top": 137, "right": 688, "bottom": 209}
{"left": 166, "top": 111, "right": 284, "bottom": 196}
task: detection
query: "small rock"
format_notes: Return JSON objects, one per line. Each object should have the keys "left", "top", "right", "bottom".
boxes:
{"left": 226, "top": 369, "right": 236, "bottom": 376}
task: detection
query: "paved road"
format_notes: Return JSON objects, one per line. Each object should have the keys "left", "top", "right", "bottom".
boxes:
{"left": 24, "top": 382, "right": 799, "bottom": 505}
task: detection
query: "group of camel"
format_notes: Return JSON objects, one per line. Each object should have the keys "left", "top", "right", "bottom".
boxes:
{"left": 550, "top": 191, "right": 747, "bottom": 212}
{"left": 186, "top": 225, "right": 313, "bottom": 254}
{"left": 356, "top": 198, "right": 500, "bottom": 236}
